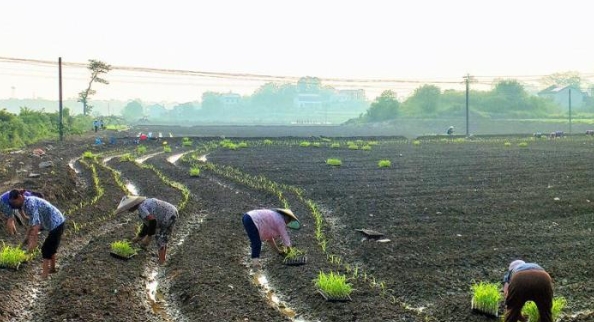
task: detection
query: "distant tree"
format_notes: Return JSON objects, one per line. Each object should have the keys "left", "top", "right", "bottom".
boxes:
{"left": 172, "top": 102, "right": 197, "bottom": 121}
{"left": 541, "top": 71, "right": 582, "bottom": 88}
{"left": 404, "top": 85, "right": 441, "bottom": 115}
{"left": 121, "top": 100, "right": 144, "bottom": 121}
{"left": 297, "top": 77, "right": 321, "bottom": 93}
{"left": 201, "top": 92, "right": 223, "bottom": 113}
{"left": 365, "top": 90, "right": 400, "bottom": 121}
{"left": 78, "top": 59, "right": 111, "bottom": 115}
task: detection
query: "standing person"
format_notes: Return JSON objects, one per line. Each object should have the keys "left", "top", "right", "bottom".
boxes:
{"left": 503, "top": 260, "right": 553, "bottom": 322}
{"left": 93, "top": 120, "right": 99, "bottom": 132}
{"left": 8, "top": 190, "right": 65, "bottom": 279}
{"left": 114, "top": 196, "right": 178, "bottom": 264}
{"left": 242, "top": 208, "right": 301, "bottom": 269}
{"left": 447, "top": 126, "right": 454, "bottom": 136}
{"left": 0, "top": 189, "right": 44, "bottom": 234}
{"left": 100, "top": 119, "right": 105, "bottom": 130}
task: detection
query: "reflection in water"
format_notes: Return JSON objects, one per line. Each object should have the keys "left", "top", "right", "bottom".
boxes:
{"left": 68, "top": 158, "right": 81, "bottom": 173}
{"left": 251, "top": 270, "right": 305, "bottom": 321}
{"left": 166, "top": 153, "right": 185, "bottom": 164}
{"left": 125, "top": 181, "right": 139, "bottom": 195}
{"left": 136, "top": 152, "right": 162, "bottom": 164}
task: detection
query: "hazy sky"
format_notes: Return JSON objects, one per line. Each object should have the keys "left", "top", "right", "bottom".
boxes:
{"left": 1, "top": 0, "right": 592, "bottom": 103}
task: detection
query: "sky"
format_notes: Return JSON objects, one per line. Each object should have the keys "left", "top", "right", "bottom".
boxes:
{"left": 1, "top": 0, "right": 593, "bottom": 103}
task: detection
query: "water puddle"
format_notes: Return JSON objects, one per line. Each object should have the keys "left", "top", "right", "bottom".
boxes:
{"left": 126, "top": 181, "right": 139, "bottom": 195}
{"left": 136, "top": 152, "right": 162, "bottom": 163}
{"left": 68, "top": 157, "right": 81, "bottom": 173}
{"left": 166, "top": 152, "right": 185, "bottom": 164}
{"left": 146, "top": 268, "right": 172, "bottom": 321}
{"left": 250, "top": 268, "right": 306, "bottom": 321}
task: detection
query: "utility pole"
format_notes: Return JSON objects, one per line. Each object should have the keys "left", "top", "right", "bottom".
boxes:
{"left": 464, "top": 74, "right": 470, "bottom": 137}
{"left": 569, "top": 88, "right": 571, "bottom": 134}
{"left": 59, "top": 57, "right": 63, "bottom": 142}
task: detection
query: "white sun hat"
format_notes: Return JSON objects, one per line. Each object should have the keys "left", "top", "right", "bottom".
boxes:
{"left": 114, "top": 195, "right": 147, "bottom": 215}
{"left": 274, "top": 208, "right": 301, "bottom": 229}
{"left": 509, "top": 259, "right": 525, "bottom": 271}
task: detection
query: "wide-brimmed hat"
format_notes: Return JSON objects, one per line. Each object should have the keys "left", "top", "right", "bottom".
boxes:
{"left": 114, "top": 196, "right": 146, "bottom": 215}
{"left": 274, "top": 208, "right": 301, "bottom": 229}
{"left": 509, "top": 259, "right": 525, "bottom": 271}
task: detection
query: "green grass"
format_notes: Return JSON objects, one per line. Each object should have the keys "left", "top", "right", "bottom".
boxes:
{"left": 189, "top": 167, "right": 200, "bottom": 177}
{"left": 163, "top": 145, "right": 172, "bottom": 153}
{"left": 314, "top": 271, "right": 353, "bottom": 298}
{"left": 119, "top": 153, "right": 134, "bottom": 162}
{"left": 348, "top": 144, "right": 359, "bottom": 150}
{"left": 326, "top": 158, "right": 342, "bottom": 166}
{"left": 378, "top": 160, "right": 391, "bottom": 168}
{"left": 136, "top": 145, "right": 147, "bottom": 155}
{"left": 518, "top": 142, "right": 529, "bottom": 148}
{"left": 471, "top": 282, "right": 502, "bottom": 315}
{"left": 110, "top": 240, "right": 137, "bottom": 257}
{"left": 238, "top": 141, "right": 248, "bottom": 148}
{"left": 82, "top": 151, "right": 96, "bottom": 159}
{"left": 300, "top": 141, "right": 311, "bottom": 147}
{"left": 263, "top": 139, "right": 273, "bottom": 145}
{"left": 182, "top": 137, "right": 193, "bottom": 147}
{"left": 0, "top": 244, "right": 29, "bottom": 269}
{"left": 330, "top": 143, "right": 340, "bottom": 148}
{"left": 522, "top": 297, "right": 566, "bottom": 322}
{"left": 361, "top": 145, "right": 372, "bottom": 151}
{"left": 504, "top": 142, "right": 512, "bottom": 147}
{"left": 104, "top": 124, "right": 129, "bottom": 131}
{"left": 412, "top": 140, "right": 421, "bottom": 146}
{"left": 312, "top": 142, "right": 321, "bottom": 148}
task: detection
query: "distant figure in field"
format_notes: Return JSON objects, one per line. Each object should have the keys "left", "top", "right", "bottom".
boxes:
{"left": 447, "top": 126, "right": 454, "bottom": 136}
{"left": 114, "top": 196, "right": 178, "bottom": 265}
{"left": 242, "top": 208, "right": 301, "bottom": 269}
{"left": 502, "top": 260, "right": 553, "bottom": 322}
{"left": 9, "top": 190, "right": 65, "bottom": 279}
{"left": 100, "top": 119, "right": 105, "bottom": 130}
{"left": 93, "top": 120, "right": 99, "bottom": 132}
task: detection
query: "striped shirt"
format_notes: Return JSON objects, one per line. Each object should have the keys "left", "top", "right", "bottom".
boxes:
{"left": 23, "top": 196, "right": 65, "bottom": 231}
{"left": 247, "top": 209, "right": 291, "bottom": 247}
{"left": 138, "top": 198, "right": 178, "bottom": 228}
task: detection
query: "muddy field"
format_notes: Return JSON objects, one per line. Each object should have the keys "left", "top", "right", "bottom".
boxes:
{"left": 1, "top": 127, "right": 593, "bottom": 322}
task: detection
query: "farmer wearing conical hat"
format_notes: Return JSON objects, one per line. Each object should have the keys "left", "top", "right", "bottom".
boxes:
{"left": 502, "top": 259, "right": 553, "bottom": 322}
{"left": 114, "top": 196, "right": 178, "bottom": 264}
{"left": 242, "top": 208, "right": 300, "bottom": 269}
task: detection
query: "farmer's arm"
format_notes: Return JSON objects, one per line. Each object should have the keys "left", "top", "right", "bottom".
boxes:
{"left": 266, "top": 239, "right": 284, "bottom": 254}
{"left": 5, "top": 216, "right": 16, "bottom": 235}
{"left": 26, "top": 225, "right": 40, "bottom": 252}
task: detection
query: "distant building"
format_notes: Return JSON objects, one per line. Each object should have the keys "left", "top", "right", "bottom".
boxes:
{"left": 294, "top": 93, "right": 322, "bottom": 108}
{"left": 333, "top": 89, "right": 366, "bottom": 103}
{"left": 221, "top": 92, "right": 241, "bottom": 106}
{"left": 538, "top": 85, "right": 585, "bottom": 109}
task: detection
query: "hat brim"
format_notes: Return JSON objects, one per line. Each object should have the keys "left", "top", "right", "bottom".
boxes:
{"left": 113, "top": 196, "right": 146, "bottom": 215}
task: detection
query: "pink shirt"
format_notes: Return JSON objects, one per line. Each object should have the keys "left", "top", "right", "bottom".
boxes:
{"left": 247, "top": 209, "right": 291, "bottom": 247}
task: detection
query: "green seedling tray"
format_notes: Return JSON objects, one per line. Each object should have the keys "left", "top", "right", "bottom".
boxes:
{"left": 283, "top": 256, "right": 307, "bottom": 266}
{"left": 471, "top": 299, "right": 499, "bottom": 318}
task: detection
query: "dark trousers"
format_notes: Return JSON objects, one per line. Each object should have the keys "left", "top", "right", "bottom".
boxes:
{"left": 505, "top": 270, "right": 553, "bottom": 322}
{"left": 42, "top": 223, "right": 65, "bottom": 259}
{"left": 242, "top": 214, "right": 261, "bottom": 259}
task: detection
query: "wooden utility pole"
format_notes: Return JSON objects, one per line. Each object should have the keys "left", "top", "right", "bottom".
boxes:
{"left": 568, "top": 88, "right": 572, "bottom": 134}
{"left": 464, "top": 74, "right": 470, "bottom": 137}
{"left": 59, "top": 57, "right": 64, "bottom": 142}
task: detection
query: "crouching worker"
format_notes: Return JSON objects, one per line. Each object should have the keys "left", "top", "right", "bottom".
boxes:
{"left": 8, "top": 190, "right": 64, "bottom": 279}
{"left": 114, "top": 196, "right": 178, "bottom": 265}
{"left": 242, "top": 208, "right": 300, "bottom": 269}
{"left": 1, "top": 189, "right": 44, "bottom": 234}
{"left": 503, "top": 260, "right": 554, "bottom": 322}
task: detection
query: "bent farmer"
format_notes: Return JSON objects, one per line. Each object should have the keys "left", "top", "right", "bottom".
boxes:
{"left": 114, "top": 196, "right": 178, "bottom": 264}
{"left": 503, "top": 260, "right": 553, "bottom": 322}
{"left": 1, "top": 189, "right": 43, "bottom": 234}
{"left": 8, "top": 190, "right": 65, "bottom": 278}
{"left": 242, "top": 208, "right": 300, "bottom": 269}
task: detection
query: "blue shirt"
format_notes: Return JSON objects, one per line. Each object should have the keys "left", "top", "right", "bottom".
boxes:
{"left": 23, "top": 196, "right": 65, "bottom": 231}
{"left": 0, "top": 190, "right": 32, "bottom": 218}
{"left": 503, "top": 263, "right": 544, "bottom": 283}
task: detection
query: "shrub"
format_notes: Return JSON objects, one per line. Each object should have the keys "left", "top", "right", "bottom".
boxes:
{"left": 367, "top": 141, "right": 379, "bottom": 146}
{"left": 312, "top": 142, "right": 321, "bottom": 148}
{"left": 378, "top": 160, "right": 391, "bottom": 168}
{"left": 182, "top": 137, "right": 192, "bottom": 147}
{"left": 412, "top": 140, "right": 421, "bottom": 146}
{"left": 348, "top": 144, "right": 359, "bottom": 150}
{"left": 362, "top": 145, "right": 372, "bottom": 151}
{"left": 263, "top": 139, "right": 273, "bottom": 145}
{"left": 326, "top": 158, "right": 342, "bottom": 166}
{"left": 0, "top": 244, "right": 29, "bottom": 269}
{"left": 110, "top": 240, "right": 137, "bottom": 257}
{"left": 518, "top": 142, "right": 529, "bottom": 148}
{"left": 189, "top": 167, "right": 200, "bottom": 177}
{"left": 314, "top": 271, "right": 353, "bottom": 298}
{"left": 471, "top": 282, "right": 502, "bottom": 316}
{"left": 163, "top": 145, "right": 172, "bottom": 153}
{"left": 330, "top": 143, "right": 340, "bottom": 149}
{"left": 237, "top": 142, "right": 248, "bottom": 148}
{"left": 136, "top": 145, "right": 147, "bottom": 155}
{"left": 82, "top": 151, "right": 96, "bottom": 159}
{"left": 522, "top": 297, "right": 566, "bottom": 322}
{"left": 300, "top": 141, "right": 311, "bottom": 147}
{"left": 504, "top": 142, "right": 512, "bottom": 147}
